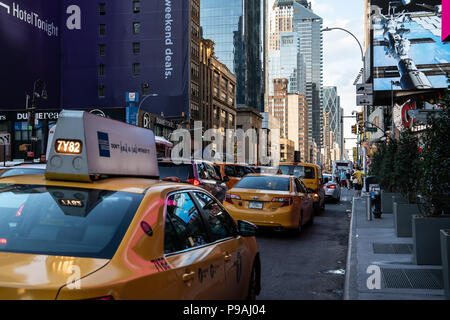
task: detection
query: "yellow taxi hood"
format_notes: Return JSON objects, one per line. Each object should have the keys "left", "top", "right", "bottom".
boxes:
{"left": 0, "top": 252, "right": 109, "bottom": 300}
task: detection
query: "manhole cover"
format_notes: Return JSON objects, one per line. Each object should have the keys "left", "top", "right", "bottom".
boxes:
{"left": 381, "top": 268, "right": 443, "bottom": 290}
{"left": 373, "top": 243, "right": 413, "bottom": 254}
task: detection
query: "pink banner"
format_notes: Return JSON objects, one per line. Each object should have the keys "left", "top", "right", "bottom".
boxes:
{"left": 444, "top": 0, "right": 450, "bottom": 41}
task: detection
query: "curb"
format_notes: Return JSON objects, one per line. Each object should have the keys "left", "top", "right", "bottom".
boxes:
{"left": 344, "top": 196, "right": 356, "bottom": 300}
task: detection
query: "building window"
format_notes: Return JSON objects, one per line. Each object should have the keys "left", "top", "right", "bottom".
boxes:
{"left": 133, "top": 0, "right": 140, "bottom": 13}
{"left": 133, "top": 22, "right": 140, "bottom": 34}
{"left": 99, "top": 3, "right": 106, "bottom": 15}
{"left": 98, "top": 64, "right": 105, "bottom": 77}
{"left": 133, "top": 42, "right": 140, "bottom": 54}
{"left": 98, "top": 85, "right": 105, "bottom": 98}
{"left": 142, "top": 83, "right": 149, "bottom": 95}
{"left": 98, "top": 44, "right": 106, "bottom": 56}
{"left": 133, "top": 63, "right": 140, "bottom": 76}
{"left": 99, "top": 24, "right": 106, "bottom": 36}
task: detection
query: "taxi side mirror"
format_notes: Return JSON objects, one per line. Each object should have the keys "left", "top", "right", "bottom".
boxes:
{"left": 238, "top": 220, "right": 257, "bottom": 237}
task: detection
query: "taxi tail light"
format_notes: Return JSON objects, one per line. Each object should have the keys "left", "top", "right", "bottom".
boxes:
{"left": 186, "top": 178, "right": 201, "bottom": 187}
{"left": 272, "top": 197, "right": 293, "bottom": 207}
{"left": 225, "top": 194, "right": 241, "bottom": 204}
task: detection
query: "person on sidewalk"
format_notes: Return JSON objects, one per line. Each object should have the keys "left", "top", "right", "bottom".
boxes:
{"left": 353, "top": 167, "right": 364, "bottom": 198}
{"left": 346, "top": 170, "right": 352, "bottom": 189}
{"left": 340, "top": 170, "right": 347, "bottom": 188}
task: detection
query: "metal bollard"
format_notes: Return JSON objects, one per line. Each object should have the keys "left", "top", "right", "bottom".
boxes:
{"left": 366, "top": 194, "right": 372, "bottom": 221}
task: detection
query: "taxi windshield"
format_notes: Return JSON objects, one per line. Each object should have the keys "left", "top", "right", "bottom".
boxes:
{"left": 279, "top": 165, "right": 315, "bottom": 179}
{"left": 0, "top": 184, "right": 143, "bottom": 259}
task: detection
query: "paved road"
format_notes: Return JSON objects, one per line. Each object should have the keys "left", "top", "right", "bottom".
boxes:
{"left": 257, "top": 188, "right": 353, "bottom": 300}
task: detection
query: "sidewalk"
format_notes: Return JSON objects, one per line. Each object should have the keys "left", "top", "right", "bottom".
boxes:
{"left": 344, "top": 193, "right": 446, "bottom": 300}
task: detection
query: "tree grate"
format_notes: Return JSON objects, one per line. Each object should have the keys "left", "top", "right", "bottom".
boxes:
{"left": 372, "top": 243, "right": 413, "bottom": 254}
{"left": 381, "top": 268, "right": 443, "bottom": 290}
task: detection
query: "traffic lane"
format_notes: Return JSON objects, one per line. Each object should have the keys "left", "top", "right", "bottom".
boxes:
{"left": 256, "top": 188, "right": 353, "bottom": 300}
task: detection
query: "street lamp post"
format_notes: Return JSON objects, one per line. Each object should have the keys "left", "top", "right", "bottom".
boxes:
{"left": 323, "top": 27, "right": 368, "bottom": 185}
{"left": 136, "top": 94, "right": 158, "bottom": 126}
{"left": 27, "top": 79, "right": 47, "bottom": 162}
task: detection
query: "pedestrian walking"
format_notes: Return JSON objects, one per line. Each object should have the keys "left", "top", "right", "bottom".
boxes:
{"left": 340, "top": 170, "right": 347, "bottom": 188}
{"left": 346, "top": 170, "right": 352, "bottom": 189}
{"left": 353, "top": 167, "right": 364, "bottom": 198}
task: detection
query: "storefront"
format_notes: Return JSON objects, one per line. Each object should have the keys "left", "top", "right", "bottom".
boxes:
{"left": 0, "top": 109, "right": 125, "bottom": 161}
{"left": 138, "top": 111, "right": 177, "bottom": 140}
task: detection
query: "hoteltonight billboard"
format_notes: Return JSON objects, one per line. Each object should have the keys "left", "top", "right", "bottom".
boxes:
{"left": 371, "top": 0, "right": 449, "bottom": 92}
{"left": 0, "top": 0, "right": 61, "bottom": 110}
{"left": 1, "top": 0, "right": 190, "bottom": 117}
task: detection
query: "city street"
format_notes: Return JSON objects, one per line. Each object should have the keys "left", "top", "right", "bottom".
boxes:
{"left": 257, "top": 188, "right": 354, "bottom": 300}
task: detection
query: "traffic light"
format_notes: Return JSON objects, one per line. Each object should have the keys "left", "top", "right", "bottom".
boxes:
{"left": 357, "top": 112, "right": 364, "bottom": 134}
{"left": 357, "top": 112, "right": 364, "bottom": 125}
{"left": 352, "top": 125, "right": 357, "bottom": 135}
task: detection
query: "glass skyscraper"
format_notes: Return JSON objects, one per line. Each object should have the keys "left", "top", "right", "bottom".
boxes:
{"left": 201, "top": 0, "right": 266, "bottom": 111}
{"left": 269, "top": 0, "right": 324, "bottom": 148}
{"left": 323, "top": 86, "right": 344, "bottom": 156}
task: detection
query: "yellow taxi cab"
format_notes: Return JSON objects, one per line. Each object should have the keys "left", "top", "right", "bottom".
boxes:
{"left": 214, "top": 163, "right": 256, "bottom": 190}
{"left": 0, "top": 110, "right": 261, "bottom": 300}
{"left": 278, "top": 162, "right": 325, "bottom": 214}
{"left": 223, "top": 174, "right": 314, "bottom": 234}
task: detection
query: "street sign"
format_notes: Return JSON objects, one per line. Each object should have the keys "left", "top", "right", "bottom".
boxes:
{"left": 0, "top": 133, "right": 10, "bottom": 146}
{"left": 357, "top": 95, "right": 373, "bottom": 106}
{"left": 356, "top": 83, "right": 373, "bottom": 95}
{"left": 366, "top": 127, "right": 378, "bottom": 133}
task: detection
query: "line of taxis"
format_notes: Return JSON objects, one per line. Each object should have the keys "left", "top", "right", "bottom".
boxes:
{"left": 0, "top": 110, "right": 324, "bottom": 300}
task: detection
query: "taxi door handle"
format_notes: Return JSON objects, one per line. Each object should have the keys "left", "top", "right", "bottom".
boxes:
{"left": 182, "top": 271, "right": 195, "bottom": 282}
{"left": 224, "top": 253, "right": 232, "bottom": 262}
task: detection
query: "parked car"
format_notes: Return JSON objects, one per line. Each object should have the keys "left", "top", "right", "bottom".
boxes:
{"left": 158, "top": 159, "right": 228, "bottom": 203}
{"left": 323, "top": 173, "right": 341, "bottom": 203}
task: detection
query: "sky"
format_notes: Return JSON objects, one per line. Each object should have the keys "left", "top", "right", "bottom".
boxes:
{"left": 268, "top": 0, "right": 365, "bottom": 155}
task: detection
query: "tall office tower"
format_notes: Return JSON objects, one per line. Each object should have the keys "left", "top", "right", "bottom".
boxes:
{"left": 268, "top": 32, "right": 306, "bottom": 95}
{"left": 323, "top": 86, "right": 344, "bottom": 156}
{"left": 269, "top": 0, "right": 323, "bottom": 149}
{"left": 267, "top": 78, "right": 309, "bottom": 161}
{"left": 201, "top": 0, "right": 266, "bottom": 112}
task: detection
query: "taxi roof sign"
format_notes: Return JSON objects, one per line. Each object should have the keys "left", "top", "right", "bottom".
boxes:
{"left": 45, "top": 110, "right": 159, "bottom": 182}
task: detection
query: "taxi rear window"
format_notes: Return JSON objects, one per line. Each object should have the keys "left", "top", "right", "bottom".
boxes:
{"left": 279, "top": 165, "right": 315, "bottom": 179}
{"left": 0, "top": 184, "right": 143, "bottom": 259}
{"left": 158, "top": 162, "right": 194, "bottom": 181}
{"left": 234, "top": 176, "right": 290, "bottom": 191}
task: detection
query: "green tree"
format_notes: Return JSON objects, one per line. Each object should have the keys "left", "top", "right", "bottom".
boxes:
{"left": 379, "top": 139, "right": 398, "bottom": 192}
{"left": 418, "top": 91, "right": 450, "bottom": 215}
{"left": 393, "top": 129, "right": 420, "bottom": 203}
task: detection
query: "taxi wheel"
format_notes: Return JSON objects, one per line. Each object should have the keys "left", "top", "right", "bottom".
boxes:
{"left": 247, "top": 263, "right": 258, "bottom": 300}
{"left": 292, "top": 212, "right": 303, "bottom": 235}
{"left": 307, "top": 210, "right": 314, "bottom": 226}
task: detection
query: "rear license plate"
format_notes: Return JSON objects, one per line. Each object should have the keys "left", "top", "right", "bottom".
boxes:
{"left": 249, "top": 201, "right": 263, "bottom": 210}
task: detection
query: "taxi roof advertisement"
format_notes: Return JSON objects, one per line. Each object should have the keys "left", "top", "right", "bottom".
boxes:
{"left": 1, "top": 0, "right": 190, "bottom": 117}
{"left": 371, "top": 0, "right": 449, "bottom": 93}
{"left": 46, "top": 110, "right": 159, "bottom": 180}
{"left": 0, "top": 0, "right": 61, "bottom": 110}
